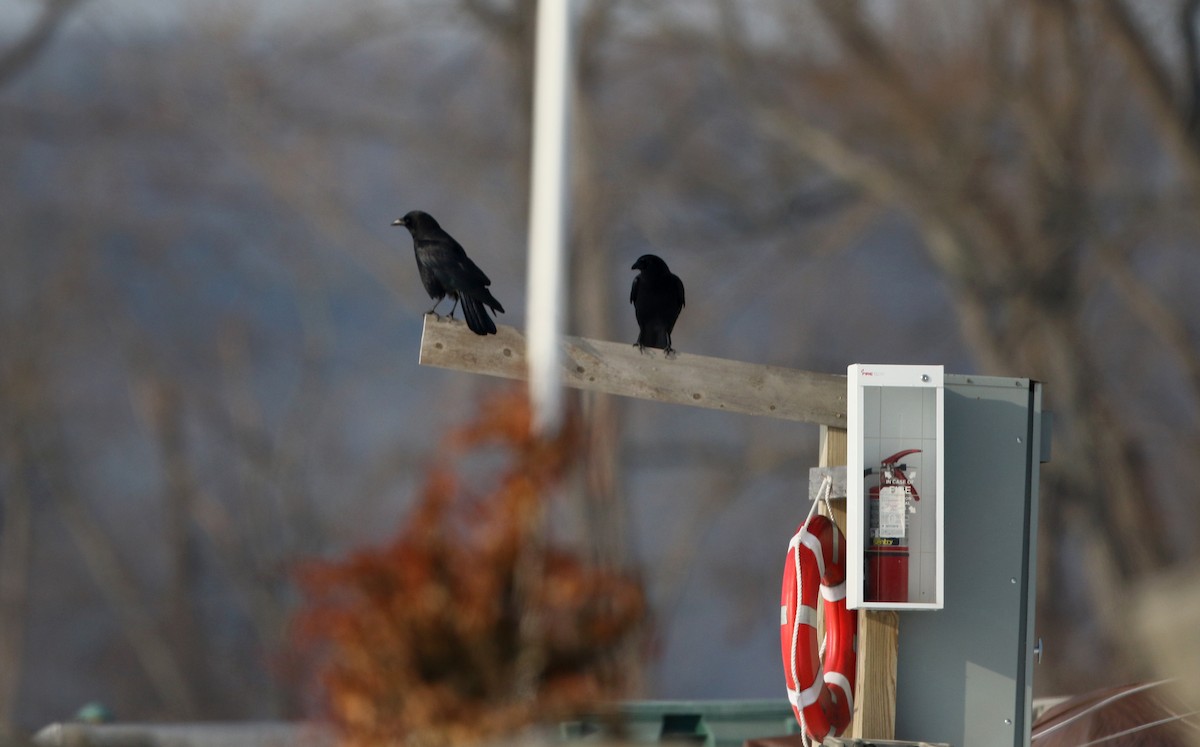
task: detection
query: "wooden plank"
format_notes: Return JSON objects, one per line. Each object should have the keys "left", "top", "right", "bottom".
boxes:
{"left": 418, "top": 316, "right": 847, "bottom": 427}
{"left": 819, "top": 426, "right": 899, "bottom": 741}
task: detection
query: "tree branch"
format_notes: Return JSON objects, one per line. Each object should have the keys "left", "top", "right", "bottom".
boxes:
{"left": 1093, "top": 0, "right": 1200, "bottom": 183}
{"left": 0, "top": 0, "right": 83, "bottom": 89}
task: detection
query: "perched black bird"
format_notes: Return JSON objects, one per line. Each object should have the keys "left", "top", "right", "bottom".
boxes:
{"left": 630, "top": 254, "right": 685, "bottom": 356}
{"left": 392, "top": 210, "right": 505, "bottom": 335}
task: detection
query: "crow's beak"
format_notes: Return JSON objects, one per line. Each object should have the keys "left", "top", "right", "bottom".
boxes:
{"left": 391, "top": 219, "right": 403, "bottom": 227}
{"left": 630, "top": 261, "right": 639, "bottom": 270}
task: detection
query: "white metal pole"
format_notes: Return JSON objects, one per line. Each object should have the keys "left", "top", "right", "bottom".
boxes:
{"left": 525, "top": 0, "right": 573, "bottom": 435}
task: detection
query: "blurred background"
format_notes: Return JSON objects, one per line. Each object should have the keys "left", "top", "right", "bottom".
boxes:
{"left": 2, "top": 0, "right": 1200, "bottom": 737}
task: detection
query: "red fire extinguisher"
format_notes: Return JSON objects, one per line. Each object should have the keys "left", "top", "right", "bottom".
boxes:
{"left": 866, "top": 449, "right": 921, "bottom": 603}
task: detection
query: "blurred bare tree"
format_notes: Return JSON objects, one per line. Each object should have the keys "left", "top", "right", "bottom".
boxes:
{"left": 453, "top": 0, "right": 1200, "bottom": 696}
{"left": 712, "top": 0, "right": 1200, "bottom": 692}
{"left": 3, "top": 0, "right": 1200, "bottom": 735}
{"left": 0, "top": 0, "right": 440, "bottom": 731}
{"left": 449, "top": 0, "right": 1200, "bottom": 698}
{"left": 0, "top": 0, "right": 82, "bottom": 88}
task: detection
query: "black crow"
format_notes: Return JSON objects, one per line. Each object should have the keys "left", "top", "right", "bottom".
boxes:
{"left": 392, "top": 210, "right": 505, "bottom": 335}
{"left": 630, "top": 254, "right": 685, "bottom": 356}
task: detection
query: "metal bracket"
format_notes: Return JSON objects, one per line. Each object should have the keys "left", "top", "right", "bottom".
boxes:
{"left": 808, "top": 465, "right": 848, "bottom": 502}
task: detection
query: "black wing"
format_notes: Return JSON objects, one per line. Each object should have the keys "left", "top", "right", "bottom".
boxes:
{"left": 415, "top": 251, "right": 446, "bottom": 300}
{"left": 671, "top": 273, "right": 685, "bottom": 311}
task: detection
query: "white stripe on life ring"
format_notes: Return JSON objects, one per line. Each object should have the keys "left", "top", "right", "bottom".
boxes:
{"left": 821, "top": 581, "right": 847, "bottom": 602}
{"left": 800, "top": 677, "right": 824, "bottom": 707}
{"left": 825, "top": 670, "right": 855, "bottom": 715}
{"left": 786, "top": 687, "right": 802, "bottom": 708}
{"left": 794, "top": 605, "right": 818, "bottom": 630}
{"left": 800, "top": 530, "right": 827, "bottom": 579}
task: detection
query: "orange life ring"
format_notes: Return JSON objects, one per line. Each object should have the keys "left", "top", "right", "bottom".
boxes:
{"left": 780, "top": 514, "right": 857, "bottom": 741}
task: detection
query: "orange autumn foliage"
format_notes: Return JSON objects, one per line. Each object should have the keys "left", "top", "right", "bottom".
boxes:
{"left": 294, "top": 389, "right": 647, "bottom": 747}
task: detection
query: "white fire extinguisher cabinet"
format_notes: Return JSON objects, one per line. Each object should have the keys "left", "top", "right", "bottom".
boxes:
{"left": 847, "top": 363, "right": 945, "bottom": 610}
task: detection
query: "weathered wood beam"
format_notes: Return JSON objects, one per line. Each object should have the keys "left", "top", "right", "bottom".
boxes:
{"left": 418, "top": 316, "right": 847, "bottom": 428}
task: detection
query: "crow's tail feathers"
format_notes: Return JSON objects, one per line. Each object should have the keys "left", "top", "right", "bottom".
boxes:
{"left": 478, "top": 288, "right": 504, "bottom": 315}
{"left": 461, "top": 295, "right": 498, "bottom": 335}
{"left": 637, "top": 326, "right": 670, "bottom": 350}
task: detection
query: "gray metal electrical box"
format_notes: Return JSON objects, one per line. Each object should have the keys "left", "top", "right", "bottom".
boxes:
{"left": 891, "top": 374, "right": 1043, "bottom": 747}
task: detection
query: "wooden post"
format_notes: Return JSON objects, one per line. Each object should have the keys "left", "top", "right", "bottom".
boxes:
{"left": 854, "top": 613, "right": 899, "bottom": 738}
{"left": 818, "top": 427, "right": 849, "bottom": 530}
{"left": 820, "top": 424, "right": 900, "bottom": 740}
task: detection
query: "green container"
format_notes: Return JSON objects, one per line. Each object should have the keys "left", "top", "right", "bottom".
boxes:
{"left": 561, "top": 700, "right": 801, "bottom": 747}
